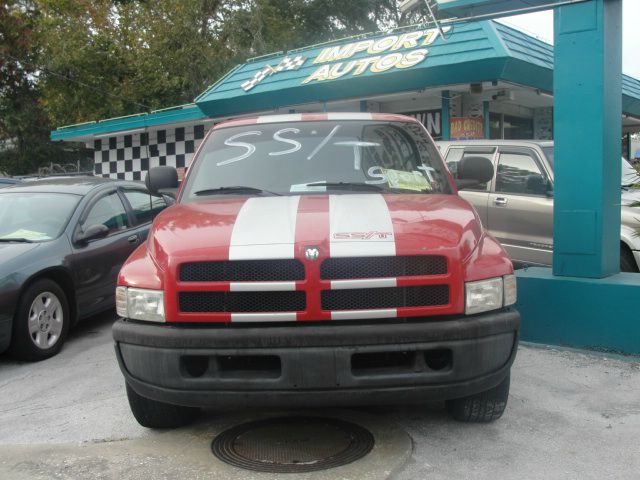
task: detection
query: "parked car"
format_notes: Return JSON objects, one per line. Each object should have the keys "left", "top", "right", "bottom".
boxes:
{"left": 0, "top": 177, "right": 21, "bottom": 188}
{"left": 0, "top": 176, "right": 168, "bottom": 360}
{"left": 114, "top": 113, "right": 519, "bottom": 428}
{"left": 437, "top": 140, "right": 640, "bottom": 272}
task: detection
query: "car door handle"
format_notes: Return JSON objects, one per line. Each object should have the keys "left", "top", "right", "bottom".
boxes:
{"left": 494, "top": 197, "right": 508, "bottom": 206}
{"left": 127, "top": 234, "right": 139, "bottom": 244}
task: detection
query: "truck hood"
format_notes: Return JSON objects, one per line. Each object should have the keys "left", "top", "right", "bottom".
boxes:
{"left": 147, "top": 194, "right": 484, "bottom": 270}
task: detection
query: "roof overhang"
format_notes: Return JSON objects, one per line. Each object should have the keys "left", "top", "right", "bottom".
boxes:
{"left": 50, "top": 104, "right": 208, "bottom": 142}
{"left": 434, "top": 0, "right": 574, "bottom": 18}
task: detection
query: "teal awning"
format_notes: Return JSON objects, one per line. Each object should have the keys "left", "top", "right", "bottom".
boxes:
{"left": 195, "top": 20, "right": 640, "bottom": 118}
{"left": 50, "top": 104, "right": 207, "bottom": 142}
{"left": 195, "top": 22, "right": 517, "bottom": 117}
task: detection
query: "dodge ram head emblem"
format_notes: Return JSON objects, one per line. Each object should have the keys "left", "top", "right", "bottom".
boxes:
{"left": 305, "top": 247, "right": 320, "bottom": 261}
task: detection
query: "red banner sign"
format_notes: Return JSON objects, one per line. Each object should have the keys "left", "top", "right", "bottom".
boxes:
{"left": 450, "top": 117, "right": 484, "bottom": 140}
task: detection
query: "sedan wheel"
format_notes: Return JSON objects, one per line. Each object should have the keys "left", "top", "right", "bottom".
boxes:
{"left": 10, "top": 279, "right": 70, "bottom": 361}
{"left": 27, "top": 292, "right": 64, "bottom": 350}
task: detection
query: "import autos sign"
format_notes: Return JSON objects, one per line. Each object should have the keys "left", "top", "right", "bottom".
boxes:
{"left": 241, "top": 27, "right": 450, "bottom": 92}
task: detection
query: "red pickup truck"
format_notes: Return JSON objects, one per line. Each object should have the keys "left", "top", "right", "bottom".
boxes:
{"left": 113, "top": 113, "right": 519, "bottom": 428}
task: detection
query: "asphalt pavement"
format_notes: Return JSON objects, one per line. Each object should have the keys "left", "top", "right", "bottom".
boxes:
{"left": 0, "top": 311, "right": 639, "bottom": 480}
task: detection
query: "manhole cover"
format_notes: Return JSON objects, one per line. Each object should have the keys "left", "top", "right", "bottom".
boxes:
{"left": 212, "top": 416, "right": 375, "bottom": 473}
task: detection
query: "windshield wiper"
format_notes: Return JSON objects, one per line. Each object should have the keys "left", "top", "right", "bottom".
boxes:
{"left": 304, "top": 182, "right": 385, "bottom": 192}
{"left": 304, "top": 182, "right": 434, "bottom": 193}
{"left": 0, "top": 238, "right": 34, "bottom": 243}
{"left": 193, "top": 186, "right": 281, "bottom": 196}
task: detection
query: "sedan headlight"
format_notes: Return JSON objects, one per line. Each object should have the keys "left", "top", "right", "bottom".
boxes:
{"left": 465, "top": 275, "right": 516, "bottom": 315}
{"left": 116, "top": 286, "right": 165, "bottom": 322}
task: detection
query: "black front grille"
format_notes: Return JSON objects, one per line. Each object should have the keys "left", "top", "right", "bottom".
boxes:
{"left": 180, "top": 260, "right": 305, "bottom": 282}
{"left": 179, "top": 291, "right": 306, "bottom": 312}
{"left": 321, "top": 285, "right": 449, "bottom": 310}
{"left": 320, "top": 256, "right": 447, "bottom": 280}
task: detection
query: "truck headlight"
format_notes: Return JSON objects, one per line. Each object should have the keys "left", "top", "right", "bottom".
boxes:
{"left": 115, "top": 286, "right": 165, "bottom": 322}
{"left": 465, "top": 277, "right": 503, "bottom": 315}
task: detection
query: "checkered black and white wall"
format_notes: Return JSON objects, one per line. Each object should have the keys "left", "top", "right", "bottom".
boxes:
{"left": 91, "top": 123, "right": 208, "bottom": 180}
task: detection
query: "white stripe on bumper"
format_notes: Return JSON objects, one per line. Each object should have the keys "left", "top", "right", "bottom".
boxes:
{"left": 231, "top": 312, "right": 298, "bottom": 322}
{"left": 330, "top": 278, "right": 397, "bottom": 290}
{"left": 229, "top": 282, "right": 297, "bottom": 292}
{"left": 330, "top": 309, "right": 397, "bottom": 320}
{"left": 229, "top": 196, "right": 301, "bottom": 260}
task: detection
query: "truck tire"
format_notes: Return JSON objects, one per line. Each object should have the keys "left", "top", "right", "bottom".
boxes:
{"left": 10, "top": 279, "right": 70, "bottom": 361}
{"left": 126, "top": 383, "right": 200, "bottom": 428}
{"left": 446, "top": 374, "right": 510, "bottom": 422}
{"left": 620, "top": 247, "right": 638, "bottom": 272}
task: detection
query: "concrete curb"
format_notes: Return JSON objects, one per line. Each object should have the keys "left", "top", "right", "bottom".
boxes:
{"left": 0, "top": 409, "right": 412, "bottom": 480}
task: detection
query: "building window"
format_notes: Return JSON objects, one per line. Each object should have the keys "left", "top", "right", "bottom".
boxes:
{"left": 503, "top": 114, "right": 533, "bottom": 139}
{"left": 488, "top": 113, "right": 534, "bottom": 140}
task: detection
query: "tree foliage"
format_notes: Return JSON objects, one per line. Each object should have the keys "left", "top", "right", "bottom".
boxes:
{"left": 0, "top": 0, "right": 72, "bottom": 174}
{"left": 0, "top": 0, "right": 428, "bottom": 174}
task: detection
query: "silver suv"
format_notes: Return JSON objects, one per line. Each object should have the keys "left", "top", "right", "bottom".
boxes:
{"left": 437, "top": 140, "right": 640, "bottom": 272}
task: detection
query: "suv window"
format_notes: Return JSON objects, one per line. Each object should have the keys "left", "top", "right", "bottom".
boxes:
{"left": 445, "top": 147, "right": 495, "bottom": 191}
{"left": 84, "top": 192, "right": 129, "bottom": 234}
{"left": 123, "top": 190, "right": 166, "bottom": 224}
{"left": 496, "top": 151, "right": 547, "bottom": 195}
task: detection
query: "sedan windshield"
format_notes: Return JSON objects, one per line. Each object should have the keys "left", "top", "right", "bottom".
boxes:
{"left": 0, "top": 193, "right": 80, "bottom": 241}
{"left": 182, "top": 120, "right": 452, "bottom": 200}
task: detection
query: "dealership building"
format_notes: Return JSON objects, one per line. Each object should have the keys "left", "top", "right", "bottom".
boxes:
{"left": 50, "top": 20, "right": 640, "bottom": 180}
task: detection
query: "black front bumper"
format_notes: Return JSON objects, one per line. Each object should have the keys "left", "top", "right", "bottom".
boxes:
{"left": 113, "top": 309, "right": 519, "bottom": 408}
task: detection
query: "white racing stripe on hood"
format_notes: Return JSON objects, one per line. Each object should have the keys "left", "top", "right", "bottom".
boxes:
{"left": 229, "top": 196, "right": 301, "bottom": 260}
{"left": 329, "top": 194, "right": 396, "bottom": 257}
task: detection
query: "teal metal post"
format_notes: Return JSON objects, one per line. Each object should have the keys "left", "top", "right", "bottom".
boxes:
{"left": 360, "top": 100, "right": 368, "bottom": 112}
{"left": 483, "top": 101, "right": 490, "bottom": 139}
{"left": 552, "top": 0, "right": 622, "bottom": 278}
{"left": 442, "top": 91, "right": 450, "bottom": 140}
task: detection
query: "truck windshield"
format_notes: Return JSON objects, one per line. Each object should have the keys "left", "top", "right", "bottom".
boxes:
{"left": 182, "top": 120, "right": 452, "bottom": 200}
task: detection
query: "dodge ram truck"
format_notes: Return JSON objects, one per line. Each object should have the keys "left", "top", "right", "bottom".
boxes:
{"left": 113, "top": 113, "right": 520, "bottom": 428}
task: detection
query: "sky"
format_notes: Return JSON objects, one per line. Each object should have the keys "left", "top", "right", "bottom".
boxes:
{"left": 496, "top": 0, "right": 640, "bottom": 78}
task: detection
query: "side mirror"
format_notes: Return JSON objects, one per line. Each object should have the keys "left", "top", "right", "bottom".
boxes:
{"left": 77, "top": 224, "right": 109, "bottom": 244}
{"left": 456, "top": 156, "right": 494, "bottom": 190}
{"left": 145, "top": 166, "right": 178, "bottom": 199}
